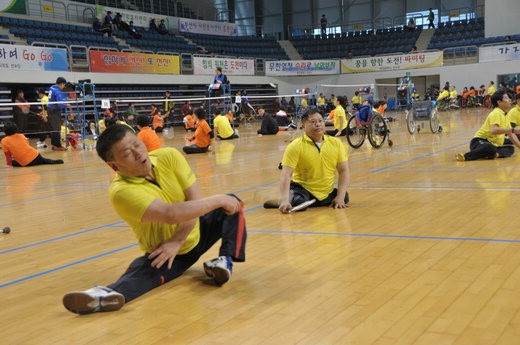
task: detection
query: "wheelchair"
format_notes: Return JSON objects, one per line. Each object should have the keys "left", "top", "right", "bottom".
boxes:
{"left": 406, "top": 100, "right": 442, "bottom": 134}
{"left": 346, "top": 109, "right": 390, "bottom": 149}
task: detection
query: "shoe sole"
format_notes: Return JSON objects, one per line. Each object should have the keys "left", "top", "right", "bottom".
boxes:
{"left": 203, "top": 262, "right": 214, "bottom": 278}
{"left": 211, "top": 267, "right": 230, "bottom": 286}
{"left": 63, "top": 292, "right": 124, "bottom": 314}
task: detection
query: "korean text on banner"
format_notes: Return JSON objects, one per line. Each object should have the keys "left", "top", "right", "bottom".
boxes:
{"left": 0, "top": 43, "right": 68, "bottom": 71}
{"left": 265, "top": 60, "right": 339, "bottom": 76}
{"left": 341, "top": 51, "right": 443, "bottom": 73}
{"left": 89, "top": 51, "right": 180, "bottom": 74}
{"left": 479, "top": 43, "right": 520, "bottom": 63}
{"left": 179, "top": 18, "right": 237, "bottom": 36}
{"left": 193, "top": 56, "right": 255, "bottom": 75}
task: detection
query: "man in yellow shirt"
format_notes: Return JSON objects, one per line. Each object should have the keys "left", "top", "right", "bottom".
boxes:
{"left": 63, "top": 124, "right": 247, "bottom": 314}
{"left": 213, "top": 108, "right": 239, "bottom": 140}
{"left": 457, "top": 89, "right": 520, "bottom": 161}
{"left": 264, "top": 109, "right": 350, "bottom": 212}
{"left": 507, "top": 93, "right": 520, "bottom": 138}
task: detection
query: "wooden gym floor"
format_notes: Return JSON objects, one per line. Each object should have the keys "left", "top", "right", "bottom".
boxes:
{"left": 1, "top": 107, "right": 519, "bottom": 345}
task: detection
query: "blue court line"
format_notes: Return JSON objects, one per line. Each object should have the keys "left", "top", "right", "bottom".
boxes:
{"left": 0, "top": 244, "right": 138, "bottom": 289}
{"left": 0, "top": 204, "right": 264, "bottom": 255}
{"left": 0, "top": 186, "right": 107, "bottom": 207}
{"left": 0, "top": 221, "right": 124, "bottom": 255}
{"left": 371, "top": 143, "right": 467, "bottom": 173}
{"left": 2, "top": 228, "right": 519, "bottom": 289}
{"left": 249, "top": 229, "right": 520, "bottom": 243}
{"left": 348, "top": 185, "right": 520, "bottom": 191}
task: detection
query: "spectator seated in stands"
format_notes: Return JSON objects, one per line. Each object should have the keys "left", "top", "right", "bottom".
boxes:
{"left": 406, "top": 17, "right": 416, "bottom": 31}
{"left": 158, "top": 19, "right": 168, "bottom": 35}
{"left": 104, "top": 11, "right": 113, "bottom": 29}
{"left": 120, "top": 20, "right": 142, "bottom": 39}
{"left": 113, "top": 13, "right": 122, "bottom": 30}
{"left": 149, "top": 18, "right": 158, "bottom": 33}
{"left": 93, "top": 18, "right": 112, "bottom": 37}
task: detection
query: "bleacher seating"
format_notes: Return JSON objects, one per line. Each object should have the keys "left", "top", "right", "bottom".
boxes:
{"left": 184, "top": 32, "right": 288, "bottom": 60}
{"left": 114, "top": 28, "right": 197, "bottom": 54}
{"left": 0, "top": 16, "right": 124, "bottom": 52}
{"left": 291, "top": 27, "right": 422, "bottom": 59}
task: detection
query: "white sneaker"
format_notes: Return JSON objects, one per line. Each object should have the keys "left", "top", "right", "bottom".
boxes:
{"left": 36, "top": 142, "right": 47, "bottom": 149}
{"left": 63, "top": 286, "right": 125, "bottom": 314}
{"left": 203, "top": 256, "right": 232, "bottom": 286}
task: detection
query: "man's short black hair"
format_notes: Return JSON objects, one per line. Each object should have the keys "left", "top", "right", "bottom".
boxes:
{"left": 136, "top": 114, "right": 150, "bottom": 127}
{"left": 56, "top": 77, "right": 66, "bottom": 85}
{"left": 491, "top": 88, "right": 508, "bottom": 108}
{"left": 3, "top": 121, "right": 18, "bottom": 136}
{"left": 96, "top": 124, "right": 134, "bottom": 162}
{"left": 194, "top": 107, "right": 206, "bottom": 120}
{"left": 301, "top": 108, "right": 321, "bottom": 122}
{"left": 216, "top": 67, "right": 222, "bottom": 73}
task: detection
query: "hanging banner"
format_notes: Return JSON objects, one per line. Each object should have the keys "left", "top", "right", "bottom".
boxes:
{"left": 265, "top": 59, "right": 339, "bottom": 76}
{"left": 479, "top": 43, "right": 520, "bottom": 63}
{"left": 0, "top": 43, "right": 68, "bottom": 71}
{"left": 179, "top": 18, "right": 237, "bottom": 37}
{"left": 0, "top": 0, "right": 25, "bottom": 13}
{"left": 95, "top": 5, "right": 168, "bottom": 29}
{"left": 193, "top": 56, "right": 254, "bottom": 75}
{"left": 89, "top": 51, "right": 180, "bottom": 74}
{"left": 341, "top": 51, "right": 443, "bottom": 73}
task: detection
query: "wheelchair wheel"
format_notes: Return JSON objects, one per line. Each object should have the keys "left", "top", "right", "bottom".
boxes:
{"left": 346, "top": 116, "right": 366, "bottom": 149}
{"left": 406, "top": 109, "right": 416, "bottom": 134}
{"left": 367, "top": 113, "right": 388, "bottom": 148}
{"left": 430, "top": 107, "right": 441, "bottom": 133}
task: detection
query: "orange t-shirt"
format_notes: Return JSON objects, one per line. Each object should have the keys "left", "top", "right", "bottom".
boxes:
{"left": 328, "top": 109, "right": 335, "bottom": 120}
{"left": 462, "top": 91, "right": 470, "bottom": 98}
{"left": 183, "top": 115, "right": 195, "bottom": 129}
{"left": 153, "top": 114, "right": 164, "bottom": 129}
{"left": 137, "top": 127, "right": 161, "bottom": 152}
{"left": 1, "top": 134, "right": 38, "bottom": 166}
{"left": 191, "top": 119, "right": 211, "bottom": 148}
{"left": 468, "top": 89, "right": 476, "bottom": 97}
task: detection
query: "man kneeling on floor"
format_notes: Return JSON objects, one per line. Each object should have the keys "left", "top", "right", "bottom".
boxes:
{"left": 63, "top": 124, "right": 247, "bottom": 314}
{"left": 264, "top": 109, "right": 350, "bottom": 213}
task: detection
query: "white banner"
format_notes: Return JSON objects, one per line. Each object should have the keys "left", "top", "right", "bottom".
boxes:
{"left": 193, "top": 56, "right": 255, "bottom": 76}
{"left": 0, "top": 43, "right": 68, "bottom": 71}
{"left": 341, "top": 51, "right": 443, "bottom": 73}
{"left": 479, "top": 44, "right": 520, "bottom": 63}
{"left": 179, "top": 18, "right": 237, "bottom": 36}
{"left": 265, "top": 60, "right": 340, "bottom": 76}
{"left": 95, "top": 5, "right": 168, "bottom": 29}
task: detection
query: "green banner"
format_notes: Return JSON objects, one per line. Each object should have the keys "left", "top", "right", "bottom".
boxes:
{"left": 0, "top": 0, "right": 26, "bottom": 14}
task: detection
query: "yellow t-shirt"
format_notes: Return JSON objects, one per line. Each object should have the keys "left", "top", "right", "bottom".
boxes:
{"left": 317, "top": 96, "right": 326, "bottom": 106}
{"left": 281, "top": 134, "right": 348, "bottom": 201}
{"left": 474, "top": 107, "right": 510, "bottom": 147}
{"left": 351, "top": 95, "right": 362, "bottom": 105}
{"left": 333, "top": 105, "right": 347, "bottom": 131}
{"left": 507, "top": 104, "right": 520, "bottom": 125}
{"left": 437, "top": 90, "right": 449, "bottom": 101}
{"left": 109, "top": 148, "right": 199, "bottom": 254}
{"left": 301, "top": 98, "right": 308, "bottom": 108}
{"left": 488, "top": 85, "right": 496, "bottom": 96}
{"left": 213, "top": 114, "right": 234, "bottom": 139}
{"left": 450, "top": 90, "right": 457, "bottom": 98}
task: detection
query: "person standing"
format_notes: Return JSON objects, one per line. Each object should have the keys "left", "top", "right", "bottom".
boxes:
{"left": 320, "top": 14, "right": 328, "bottom": 35}
{"left": 13, "top": 89, "right": 30, "bottom": 134}
{"left": 47, "top": 77, "right": 69, "bottom": 151}
{"left": 164, "top": 90, "right": 174, "bottom": 115}
{"left": 36, "top": 90, "right": 50, "bottom": 148}
{"left": 62, "top": 124, "right": 246, "bottom": 314}
{"left": 428, "top": 8, "right": 435, "bottom": 29}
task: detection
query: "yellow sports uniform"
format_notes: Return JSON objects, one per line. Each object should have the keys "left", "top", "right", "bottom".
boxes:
{"left": 351, "top": 95, "right": 362, "bottom": 105}
{"left": 109, "top": 148, "right": 199, "bottom": 254}
{"left": 333, "top": 105, "right": 347, "bottom": 131}
{"left": 508, "top": 104, "right": 520, "bottom": 125}
{"left": 213, "top": 114, "right": 234, "bottom": 138}
{"left": 301, "top": 98, "right": 308, "bottom": 108}
{"left": 317, "top": 96, "right": 326, "bottom": 107}
{"left": 488, "top": 85, "right": 496, "bottom": 96}
{"left": 474, "top": 107, "right": 510, "bottom": 147}
{"left": 281, "top": 134, "right": 348, "bottom": 200}
{"left": 437, "top": 90, "right": 449, "bottom": 101}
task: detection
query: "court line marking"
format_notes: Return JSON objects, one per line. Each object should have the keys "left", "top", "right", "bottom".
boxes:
{"left": 0, "top": 244, "right": 137, "bottom": 289}
{"left": 1, "top": 228, "right": 519, "bottom": 289}
{"left": 371, "top": 143, "right": 467, "bottom": 173}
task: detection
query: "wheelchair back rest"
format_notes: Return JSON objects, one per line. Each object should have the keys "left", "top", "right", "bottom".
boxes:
{"left": 412, "top": 100, "right": 432, "bottom": 120}
{"left": 354, "top": 105, "right": 372, "bottom": 125}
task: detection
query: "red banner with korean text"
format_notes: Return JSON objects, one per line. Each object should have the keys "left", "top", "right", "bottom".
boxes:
{"left": 89, "top": 51, "right": 180, "bottom": 74}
